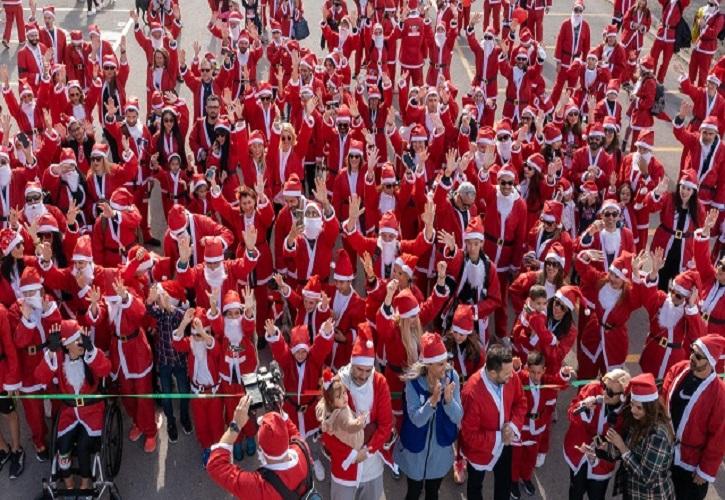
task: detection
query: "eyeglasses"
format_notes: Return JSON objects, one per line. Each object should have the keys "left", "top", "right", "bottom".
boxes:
{"left": 280, "top": 135, "right": 293, "bottom": 142}
{"left": 499, "top": 180, "right": 514, "bottom": 186}
{"left": 671, "top": 291, "right": 685, "bottom": 300}
{"left": 25, "top": 194, "right": 42, "bottom": 203}
{"left": 602, "top": 211, "right": 619, "bottom": 218}
{"left": 604, "top": 386, "right": 622, "bottom": 398}
{"left": 690, "top": 347, "right": 706, "bottom": 361}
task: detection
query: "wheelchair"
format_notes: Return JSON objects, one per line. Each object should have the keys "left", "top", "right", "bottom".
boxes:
{"left": 37, "top": 397, "right": 123, "bottom": 500}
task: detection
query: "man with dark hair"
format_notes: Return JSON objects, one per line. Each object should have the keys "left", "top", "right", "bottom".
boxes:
{"left": 459, "top": 344, "right": 527, "bottom": 500}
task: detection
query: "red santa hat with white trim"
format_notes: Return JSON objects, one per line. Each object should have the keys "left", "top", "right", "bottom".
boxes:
{"left": 258, "top": 412, "right": 290, "bottom": 460}
{"left": 282, "top": 174, "right": 303, "bottom": 198}
{"left": 109, "top": 188, "right": 134, "bottom": 211}
{"left": 609, "top": 251, "right": 633, "bottom": 281}
{"left": 700, "top": 116, "right": 719, "bottom": 133}
{"left": 348, "top": 139, "right": 364, "bottom": 157}
{"left": 464, "top": 217, "right": 485, "bottom": 241}
{"left": 222, "top": 290, "right": 243, "bottom": 313}
{"left": 333, "top": 249, "right": 354, "bottom": 281}
{"left": 628, "top": 373, "right": 659, "bottom": 403}
{"left": 541, "top": 200, "right": 564, "bottom": 225}
{"left": 36, "top": 213, "right": 60, "bottom": 235}
{"left": 599, "top": 197, "right": 621, "bottom": 214}
{"left": 289, "top": 326, "right": 311, "bottom": 354}
{"left": 72, "top": 235, "right": 94, "bottom": 262}
{"left": 158, "top": 280, "right": 186, "bottom": 307}
{"left": 476, "top": 127, "right": 495, "bottom": 146}
{"left": 167, "top": 205, "right": 189, "bottom": 235}
{"left": 302, "top": 275, "right": 322, "bottom": 300}
{"left": 60, "top": 319, "right": 85, "bottom": 347}
{"left": 545, "top": 242, "right": 566, "bottom": 268}
{"left": 394, "top": 289, "right": 420, "bottom": 319}
{"left": 202, "top": 236, "right": 225, "bottom": 263}
{"left": 19, "top": 267, "right": 43, "bottom": 293}
{"left": 678, "top": 169, "right": 698, "bottom": 191}
{"left": 379, "top": 212, "right": 400, "bottom": 236}
{"left": 543, "top": 123, "right": 562, "bottom": 144}
{"left": 25, "top": 181, "right": 42, "bottom": 197}
{"left": 692, "top": 334, "right": 725, "bottom": 368}
{"left": 394, "top": 253, "right": 418, "bottom": 278}
{"left": 0, "top": 229, "right": 23, "bottom": 256}
{"left": 381, "top": 163, "right": 397, "bottom": 184}
{"left": 526, "top": 153, "right": 546, "bottom": 173}
{"left": 634, "top": 129, "right": 654, "bottom": 150}
{"left": 451, "top": 304, "right": 474, "bottom": 335}
{"left": 670, "top": 270, "right": 701, "bottom": 298}
{"left": 554, "top": 285, "right": 585, "bottom": 312}
{"left": 419, "top": 332, "right": 448, "bottom": 364}
{"left": 350, "top": 323, "right": 375, "bottom": 366}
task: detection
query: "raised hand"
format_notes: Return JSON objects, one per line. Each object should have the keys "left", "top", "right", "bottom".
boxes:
{"left": 242, "top": 225, "right": 258, "bottom": 251}
{"left": 177, "top": 235, "right": 192, "bottom": 263}
{"left": 437, "top": 229, "right": 456, "bottom": 252}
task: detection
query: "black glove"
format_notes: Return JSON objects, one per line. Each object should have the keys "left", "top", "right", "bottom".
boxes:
{"left": 45, "top": 331, "right": 62, "bottom": 351}
{"left": 81, "top": 333, "right": 94, "bottom": 353}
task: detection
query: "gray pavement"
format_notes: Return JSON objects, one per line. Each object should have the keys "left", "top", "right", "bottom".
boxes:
{"left": 0, "top": 0, "right": 723, "bottom": 498}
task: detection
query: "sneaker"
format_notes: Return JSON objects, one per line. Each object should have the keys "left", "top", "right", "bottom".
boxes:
{"left": 0, "top": 448, "right": 10, "bottom": 471}
{"left": 510, "top": 481, "right": 521, "bottom": 500}
{"left": 453, "top": 457, "right": 466, "bottom": 484}
{"left": 233, "top": 442, "right": 243, "bottom": 461}
{"left": 181, "top": 419, "right": 193, "bottom": 435}
{"left": 167, "top": 421, "right": 178, "bottom": 443}
{"left": 522, "top": 479, "right": 536, "bottom": 496}
{"left": 245, "top": 436, "right": 256, "bottom": 456}
{"left": 143, "top": 436, "right": 157, "bottom": 453}
{"left": 313, "top": 458, "right": 325, "bottom": 481}
{"left": 535, "top": 453, "right": 546, "bottom": 468}
{"left": 36, "top": 447, "right": 50, "bottom": 462}
{"left": 201, "top": 448, "right": 211, "bottom": 468}
{"left": 128, "top": 425, "right": 143, "bottom": 442}
{"left": 9, "top": 448, "right": 24, "bottom": 479}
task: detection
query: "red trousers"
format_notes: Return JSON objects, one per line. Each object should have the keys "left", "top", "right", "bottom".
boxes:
{"left": 253, "top": 283, "right": 270, "bottom": 337}
{"left": 191, "top": 397, "right": 224, "bottom": 449}
{"left": 494, "top": 272, "right": 511, "bottom": 339}
{"left": 220, "top": 381, "right": 257, "bottom": 440}
{"left": 3, "top": 5, "right": 25, "bottom": 43}
{"left": 550, "top": 68, "right": 577, "bottom": 109}
{"left": 512, "top": 440, "right": 539, "bottom": 482}
{"left": 689, "top": 50, "right": 714, "bottom": 87}
{"left": 21, "top": 394, "right": 48, "bottom": 451}
{"left": 459, "top": 6, "right": 471, "bottom": 30}
{"left": 119, "top": 373, "right": 157, "bottom": 438}
{"left": 133, "top": 187, "right": 153, "bottom": 242}
{"left": 527, "top": 10, "right": 545, "bottom": 42}
{"left": 649, "top": 39, "right": 674, "bottom": 83}
{"left": 483, "top": 3, "right": 501, "bottom": 33}
{"left": 400, "top": 66, "right": 424, "bottom": 87}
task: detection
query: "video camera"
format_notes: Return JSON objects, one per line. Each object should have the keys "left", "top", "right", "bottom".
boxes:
{"left": 242, "top": 361, "right": 285, "bottom": 413}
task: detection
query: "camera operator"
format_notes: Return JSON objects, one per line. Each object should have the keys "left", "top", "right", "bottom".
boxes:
{"left": 563, "top": 368, "right": 630, "bottom": 500}
{"left": 207, "top": 394, "right": 314, "bottom": 499}
{"left": 34, "top": 320, "right": 112, "bottom": 493}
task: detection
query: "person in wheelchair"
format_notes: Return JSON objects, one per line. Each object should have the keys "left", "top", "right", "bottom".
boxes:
{"left": 34, "top": 320, "right": 111, "bottom": 495}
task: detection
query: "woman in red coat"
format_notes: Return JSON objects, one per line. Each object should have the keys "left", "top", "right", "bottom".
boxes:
{"left": 646, "top": 170, "right": 705, "bottom": 291}
{"left": 511, "top": 242, "right": 570, "bottom": 315}
{"left": 150, "top": 107, "right": 188, "bottom": 169}
{"left": 85, "top": 142, "right": 139, "bottom": 216}
{"left": 267, "top": 116, "right": 314, "bottom": 204}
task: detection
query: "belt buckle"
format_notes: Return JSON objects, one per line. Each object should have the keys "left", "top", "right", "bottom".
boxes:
{"left": 497, "top": 238, "right": 504, "bottom": 246}
{"left": 298, "top": 404, "right": 308, "bottom": 413}
{"left": 120, "top": 335, "right": 129, "bottom": 342}
{"left": 658, "top": 337, "right": 669, "bottom": 348}
{"left": 702, "top": 312, "right": 710, "bottom": 322}
{"left": 75, "top": 397, "right": 85, "bottom": 407}
{"left": 28, "top": 345, "right": 37, "bottom": 355}
{"left": 675, "top": 230, "right": 683, "bottom": 239}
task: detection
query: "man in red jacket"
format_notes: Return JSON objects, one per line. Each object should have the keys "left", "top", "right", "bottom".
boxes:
{"left": 207, "top": 397, "right": 313, "bottom": 499}
{"left": 649, "top": 0, "right": 690, "bottom": 82}
{"left": 460, "top": 344, "right": 527, "bottom": 500}
{"left": 551, "top": 0, "right": 591, "bottom": 106}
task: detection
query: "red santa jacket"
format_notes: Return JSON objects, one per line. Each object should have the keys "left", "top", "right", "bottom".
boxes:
{"left": 569, "top": 60, "right": 611, "bottom": 105}
{"left": 63, "top": 42, "right": 91, "bottom": 88}
{"left": 554, "top": 19, "right": 591, "bottom": 68}
{"left": 694, "top": 9, "right": 724, "bottom": 55}
{"left": 693, "top": 230, "right": 725, "bottom": 345}
{"left": 17, "top": 43, "right": 50, "bottom": 90}
{"left": 526, "top": 224, "right": 575, "bottom": 274}
{"left": 181, "top": 63, "right": 227, "bottom": 121}
{"left": 594, "top": 98, "right": 624, "bottom": 127}
{"left": 283, "top": 211, "right": 340, "bottom": 281}
{"left": 91, "top": 208, "right": 142, "bottom": 267}
{"left": 162, "top": 212, "right": 234, "bottom": 268}
{"left": 646, "top": 190, "right": 705, "bottom": 272}
{"left": 662, "top": 360, "right": 725, "bottom": 482}
{"left": 398, "top": 14, "right": 431, "bottom": 68}
{"left": 679, "top": 78, "right": 725, "bottom": 134}
{"left": 12, "top": 300, "right": 63, "bottom": 392}
{"left": 628, "top": 74, "right": 656, "bottom": 130}
{"left": 576, "top": 226, "right": 636, "bottom": 272}
{"left": 327, "top": 289, "right": 366, "bottom": 371}
{"left": 592, "top": 42, "right": 627, "bottom": 80}
{"left": 514, "top": 368, "right": 569, "bottom": 441}
{"left": 459, "top": 366, "right": 527, "bottom": 469}
{"left": 618, "top": 152, "right": 664, "bottom": 193}
{"left": 208, "top": 312, "right": 256, "bottom": 385}
{"left": 39, "top": 25, "right": 67, "bottom": 63}
{"left": 266, "top": 117, "right": 314, "bottom": 201}
{"left": 467, "top": 30, "right": 501, "bottom": 96}
{"left": 655, "top": 0, "right": 690, "bottom": 42}
{"left": 85, "top": 150, "right": 140, "bottom": 211}
{"left": 563, "top": 381, "right": 624, "bottom": 479}
{"left": 3, "top": 81, "right": 50, "bottom": 134}
{"left": 342, "top": 226, "right": 433, "bottom": 278}
{"left": 570, "top": 145, "right": 615, "bottom": 191}
{"left": 0, "top": 305, "right": 20, "bottom": 392}
{"left": 172, "top": 327, "right": 223, "bottom": 389}
{"left": 672, "top": 121, "right": 725, "bottom": 210}
{"left": 176, "top": 252, "right": 259, "bottom": 309}
{"left": 220, "top": 43, "right": 265, "bottom": 97}
{"left": 34, "top": 346, "right": 111, "bottom": 436}
{"left": 621, "top": 6, "right": 652, "bottom": 52}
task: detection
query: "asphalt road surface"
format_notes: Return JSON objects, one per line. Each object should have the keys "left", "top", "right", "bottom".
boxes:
{"left": 0, "top": 0, "right": 723, "bottom": 499}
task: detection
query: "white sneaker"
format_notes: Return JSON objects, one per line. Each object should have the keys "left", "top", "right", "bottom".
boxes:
{"left": 535, "top": 453, "right": 546, "bottom": 468}
{"left": 313, "top": 458, "right": 325, "bottom": 481}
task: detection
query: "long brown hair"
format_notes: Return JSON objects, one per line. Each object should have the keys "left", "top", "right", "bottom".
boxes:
{"left": 624, "top": 399, "right": 674, "bottom": 449}
{"left": 443, "top": 330, "right": 482, "bottom": 367}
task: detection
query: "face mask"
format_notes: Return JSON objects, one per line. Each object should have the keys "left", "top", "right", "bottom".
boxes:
{"left": 224, "top": 317, "right": 243, "bottom": 345}
{"left": 24, "top": 202, "right": 46, "bottom": 223}
{"left": 204, "top": 266, "right": 226, "bottom": 287}
{"left": 231, "top": 25, "right": 241, "bottom": 40}
{"left": 62, "top": 169, "right": 80, "bottom": 192}
{"left": 435, "top": 32, "right": 446, "bottom": 47}
{"left": 25, "top": 293, "right": 42, "bottom": 310}
{"left": 303, "top": 216, "right": 323, "bottom": 239}
{"left": 641, "top": 152, "right": 652, "bottom": 163}
{"left": 0, "top": 164, "right": 11, "bottom": 186}
{"left": 374, "top": 35, "right": 384, "bottom": 49}
{"left": 340, "top": 27, "right": 349, "bottom": 39}
{"left": 377, "top": 237, "right": 398, "bottom": 265}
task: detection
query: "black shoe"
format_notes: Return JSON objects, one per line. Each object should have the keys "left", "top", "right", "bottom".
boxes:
{"left": 522, "top": 479, "right": 536, "bottom": 496}
{"left": 36, "top": 447, "right": 49, "bottom": 462}
{"left": 145, "top": 237, "right": 161, "bottom": 246}
{"left": 9, "top": 448, "right": 24, "bottom": 479}
{"left": 0, "top": 447, "right": 10, "bottom": 471}
{"left": 181, "top": 419, "right": 193, "bottom": 435}
{"left": 510, "top": 481, "right": 521, "bottom": 500}
{"left": 167, "top": 421, "right": 179, "bottom": 443}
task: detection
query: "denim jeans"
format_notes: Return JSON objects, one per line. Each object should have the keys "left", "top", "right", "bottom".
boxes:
{"left": 158, "top": 364, "right": 191, "bottom": 425}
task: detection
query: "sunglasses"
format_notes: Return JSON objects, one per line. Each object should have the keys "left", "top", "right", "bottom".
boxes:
{"left": 690, "top": 347, "right": 706, "bottom": 361}
{"left": 280, "top": 135, "right": 293, "bottom": 142}
{"left": 552, "top": 299, "right": 566, "bottom": 309}
{"left": 200, "top": 68, "right": 212, "bottom": 73}
{"left": 499, "top": 180, "right": 514, "bottom": 186}
{"left": 383, "top": 184, "right": 395, "bottom": 189}
{"left": 25, "top": 194, "right": 42, "bottom": 203}
{"left": 497, "top": 135, "right": 511, "bottom": 141}
{"left": 69, "top": 92, "right": 81, "bottom": 98}
{"left": 574, "top": 7, "right": 584, "bottom": 13}
{"left": 602, "top": 211, "right": 619, "bottom": 218}
{"left": 671, "top": 291, "right": 685, "bottom": 300}
{"left": 601, "top": 382, "right": 622, "bottom": 398}
{"left": 484, "top": 35, "right": 494, "bottom": 41}
{"left": 326, "top": 103, "right": 340, "bottom": 110}
{"left": 91, "top": 156, "right": 104, "bottom": 162}
{"left": 260, "top": 96, "right": 272, "bottom": 102}
{"left": 348, "top": 154, "right": 362, "bottom": 159}
{"left": 544, "top": 260, "right": 560, "bottom": 268}
{"left": 103, "top": 65, "right": 116, "bottom": 71}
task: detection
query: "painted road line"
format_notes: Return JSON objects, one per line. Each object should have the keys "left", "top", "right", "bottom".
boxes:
{"left": 455, "top": 45, "right": 475, "bottom": 81}
{"left": 626, "top": 353, "right": 641, "bottom": 363}
{"left": 113, "top": 18, "right": 135, "bottom": 51}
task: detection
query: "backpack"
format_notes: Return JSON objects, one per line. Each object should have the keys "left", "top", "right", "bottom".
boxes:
{"left": 650, "top": 81, "right": 666, "bottom": 115}
{"left": 259, "top": 438, "right": 322, "bottom": 500}
{"left": 674, "top": 1, "right": 692, "bottom": 52}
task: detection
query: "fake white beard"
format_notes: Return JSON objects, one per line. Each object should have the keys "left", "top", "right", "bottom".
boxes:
{"left": 377, "top": 237, "right": 397, "bottom": 265}
{"left": 0, "top": 165, "right": 11, "bottom": 186}
{"left": 435, "top": 33, "right": 446, "bottom": 48}
{"left": 374, "top": 35, "right": 384, "bottom": 49}
{"left": 224, "top": 317, "right": 243, "bottom": 345}
{"left": 63, "top": 357, "right": 86, "bottom": 394}
{"left": 496, "top": 139, "right": 512, "bottom": 160}
{"left": 483, "top": 39, "right": 495, "bottom": 53}
{"left": 571, "top": 13, "right": 582, "bottom": 26}
{"left": 72, "top": 263, "right": 95, "bottom": 283}
{"left": 62, "top": 170, "right": 80, "bottom": 191}
{"left": 151, "top": 36, "right": 163, "bottom": 50}
{"left": 204, "top": 266, "right": 227, "bottom": 288}
{"left": 378, "top": 192, "right": 396, "bottom": 214}
{"left": 24, "top": 203, "right": 47, "bottom": 224}
{"left": 658, "top": 296, "right": 685, "bottom": 329}
{"left": 465, "top": 259, "right": 485, "bottom": 288}
{"left": 21, "top": 101, "right": 35, "bottom": 115}
{"left": 25, "top": 293, "right": 42, "bottom": 310}
{"left": 231, "top": 25, "right": 241, "bottom": 41}
{"left": 303, "top": 216, "right": 322, "bottom": 239}
{"left": 105, "top": 296, "right": 122, "bottom": 326}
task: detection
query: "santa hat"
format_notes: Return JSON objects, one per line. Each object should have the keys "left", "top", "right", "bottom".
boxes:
{"left": 367, "top": 85, "right": 381, "bottom": 99}
{"left": 24, "top": 181, "right": 42, "bottom": 198}
{"left": 543, "top": 123, "right": 563, "bottom": 144}
{"left": 351, "top": 324, "right": 376, "bottom": 366}
{"left": 581, "top": 180, "right": 599, "bottom": 196}
{"left": 37, "top": 213, "right": 60, "bottom": 234}
{"left": 521, "top": 106, "right": 537, "bottom": 118}
{"left": 333, "top": 249, "right": 354, "bottom": 281}
{"left": 497, "top": 165, "right": 518, "bottom": 184}
{"left": 25, "top": 23, "right": 39, "bottom": 37}
{"left": 190, "top": 174, "right": 208, "bottom": 193}
{"left": 678, "top": 169, "right": 698, "bottom": 191}
{"left": 586, "top": 50, "right": 599, "bottom": 62}
{"left": 451, "top": 304, "right": 474, "bottom": 335}
{"left": 640, "top": 55, "right": 655, "bottom": 72}
{"left": 394, "top": 253, "right": 418, "bottom": 278}
{"left": 59, "top": 319, "right": 84, "bottom": 347}
{"left": 336, "top": 105, "right": 352, "bottom": 124}
{"left": 629, "top": 373, "right": 658, "bottom": 403}
{"left": 102, "top": 55, "right": 117, "bottom": 69}
{"left": 671, "top": 270, "right": 701, "bottom": 298}
{"left": 228, "top": 11, "right": 243, "bottom": 23}
{"left": 381, "top": 164, "right": 397, "bottom": 184}
{"left": 419, "top": 332, "right": 448, "bottom": 364}
{"left": 700, "top": 116, "right": 719, "bottom": 133}
{"left": 410, "top": 124, "right": 428, "bottom": 142}
{"left": 59, "top": 148, "right": 76, "bottom": 165}
{"left": 706, "top": 72, "right": 721, "bottom": 87}
{"left": 464, "top": 217, "right": 485, "bottom": 241}
{"left": 407, "top": 0, "right": 419, "bottom": 11}
{"left": 564, "top": 100, "right": 580, "bottom": 116}
{"left": 222, "top": 290, "right": 243, "bottom": 313}
{"left": 541, "top": 200, "right": 564, "bottom": 224}
{"left": 88, "top": 24, "right": 101, "bottom": 36}
{"left": 19, "top": 81, "right": 34, "bottom": 98}
{"left": 603, "top": 24, "right": 618, "bottom": 37}
{"left": 302, "top": 275, "right": 322, "bottom": 300}
{"left": 588, "top": 123, "right": 605, "bottom": 138}
{"left": 476, "top": 127, "right": 495, "bottom": 146}
{"left": 126, "top": 245, "right": 157, "bottom": 272}
{"left": 214, "top": 118, "right": 231, "bottom": 133}
{"left": 109, "top": 188, "right": 134, "bottom": 211}
{"left": 158, "top": 280, "right": 186, "bottom": 307}
{"left": 495, "top": 121, "right": 513, "bottom": 137}
{"left": 379, "top": 212, "right": 400, "bottom": 236}
{"left": 692, "top": 334, "right": 725, "bottom": 367}
{"left": 519, "top": 28, "right": 532, "bottom": 44}
{"left": 256, "top": 82, "right": 273, "bottom": 98}
{"left": 559, "top": 177, "right": 573, "bottom": 195}
{"left": 149, "top": 22, "right": 163, "bottom": 35}
{"left": 282, "top": 174, "right": 303, "bottom": 198}
{"left": 202, "top": 236, "right": 225, "bottom": 263}
{"left": 609, "top": 251, "right": 633, "bottom": 281}
{"left": 258, "top": 412, "right": 290, "bottom": 460}
{"left": 270, "top": 20, "right": 282, "bottom": 33}
{"left": 603, "top": 116, "right": 620, "bottom": 133}
{"left": 634, "top": 130, "right": 655, "bottom": 150}
{"left": 70, "top": 30, "right": 83, "bottom": 42}
{"left": 600, "top": 198, "right": 621, "bottom": 214}
{"left": 247, "top": 130, "right": 265, "bottom": 147}
{"left": 72, "top": 235, "right": 94, "bottom": 262}
{"left": 394, "top": 289, "right": 420, "bottom": 319}
{"left": 348, "top": 140, "right": 364, "bottom": 157}
{"left": 151, "top": 91, "right": 164, "bottom": 110}
{"left": 574, "top": 0, "right": 585, "bottom": 10}
{"left": 545, "top": 242, "right": 566, "bottom": 268}
{"left": 290, "top": 326, "right": 311, "bottom": 354}
{"left": 606, "top": 79, "right": 620, "bottom": 95}
{"left": 42, "top": 5, "right": 56, "bottom": 18}
{"left": 526, "top": 153, "right": 546, "bottom": 173}
{"left": 299, "top": 53, "right": 316, "bottom": 70}
{"left": 322, "top": 368, "right": 334, "bottom": 391}
{"left": 554, "top": 285, "right": 584, "bottom": 312}
{"left": 167, "top": 205, "right": 188, "bottom": 235}
{"left": 19, "top": 267, "right": 43, "bottom": 293}
{"left": 90, "top": 143, "right": 109, "bottom": 158}
{"left": 0, "top": 229, "right": 23, "bottom": 256}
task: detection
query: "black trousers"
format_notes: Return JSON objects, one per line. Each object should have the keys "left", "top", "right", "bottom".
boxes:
{"left": 56, "top": 425, "right": 100, "bottom": 479}
{"left": 569, "top": 467, "right": 609, "bottom": 500}
{"left": 466, "top": 445, "right": 512, "bottom": 500}
{"left": 672, "top": 465, "right": 709, "bottom": 500}
{"left": 405, "top": 477, "right": 443, "bottom": 500}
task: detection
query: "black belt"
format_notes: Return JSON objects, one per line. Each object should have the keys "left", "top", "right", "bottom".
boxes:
{"left": 387, "top": 364, "right": 403, "bottom": 374}
{"left": 0, "top": 216, "right": 7, "bottom": 222}
{"left": 661, "top": 225, "right": 692, "bottom": 240}
{"left": 527, "top": 412, "right": 540, "bottom": 419}
{"left": 228, "top": 345, "right": 244, "bottom": 353}
{"left": 0, "top": 353, "right": 5, "bottom": 361}
{"left": 191, "top": 383, "right": 218, "bottom": 394}
{"left": 702, "top": 311, "right": 725, "bottom": 324}
{"left": 603, "top": 323, "right": 614, "bottom": 330}
{"left": 62, "top": 397, "right": 104, "bottom": 408}
{"left": 505, "top": 99, "right": 527, "bottom": 106}
{"left": 116, "top": 331, "right": 140, "bottom": 342}
{"left": 435, "top": 63, "right": 448, "bottom": 69}
{"left": 484, "top": 233, "right": 515, "bottom": 247}
{"left": 26, "top": 344, "right": 44, "bottom": 355}
{"left": 294, "top": 403, "right": 309, "bottom": 412}
{"left": 657, "top": 336, "right": 681, "bottom": 349}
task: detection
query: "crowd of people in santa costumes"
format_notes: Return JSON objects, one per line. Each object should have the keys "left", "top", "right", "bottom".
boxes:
{"left": 0, "top": 0, "right": 724, "bottom": 499}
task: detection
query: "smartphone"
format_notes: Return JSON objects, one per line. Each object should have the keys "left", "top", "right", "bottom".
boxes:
{"left": 205, "top": 167, "right": 216, "bottom": 181}
{"left": 17, "top": 132, "right": 30, "bottom": 149}
{"left": 293, "top": 209, "right": 304, "bottom": 227}
{"left": 402, "top": 152, "right": 416, "bottom": 171}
